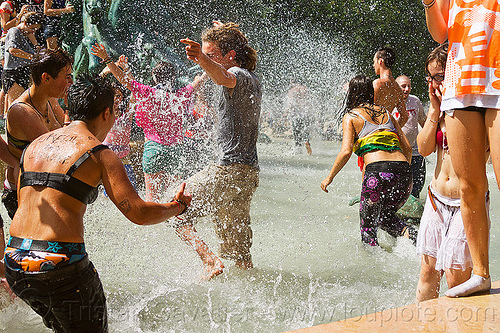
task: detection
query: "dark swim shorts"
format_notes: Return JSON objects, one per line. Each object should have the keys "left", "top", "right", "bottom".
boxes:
{"left": 2, "top": 66, "right": 30, "bottom": 94}
{"left": 44, "top": 17, "right": 61, "bottom": 39}
{"left": 5, "top": 255, "right": 108, "bottom": 332}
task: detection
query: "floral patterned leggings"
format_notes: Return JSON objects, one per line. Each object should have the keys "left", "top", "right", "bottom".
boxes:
{"left": 360, "top": 161, "right": 414, "bottom": 246}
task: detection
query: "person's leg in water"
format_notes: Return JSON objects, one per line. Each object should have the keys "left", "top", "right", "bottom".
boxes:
{"left": 416, "top": 254, "right": 442, "bottom": 302}
{"left": 213, "top": 183, "right": 256, "bottom": 269}
{"left": 144, "top": 171, "right": 177, "bottom": 202}
{"left": 0, "top": 219, "right": 12, "bottom": 296}
{"left": 359, "top": 170, "right": 384, "bottom": 246}
{"left": 173, "top": 165, "right": 224, "bottom": 279}
{"left": 444, "top": 110, "right": 490, "bottom": 297}
{"left": 410, "top": 155, "right": 426, "bottom": 198}
{"left": 175, "top": 224, "right": 224, "bottom": 280}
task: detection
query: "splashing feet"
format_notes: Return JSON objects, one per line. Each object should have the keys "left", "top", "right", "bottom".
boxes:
{"left": 201, "top": 255, "right": 224, "bottom": 280}
{"left": 0, "top": 278, "right": 15, "bottom": 300}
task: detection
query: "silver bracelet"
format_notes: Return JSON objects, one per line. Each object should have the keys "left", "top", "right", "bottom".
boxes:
{"left": 423, "top": 0, "right": 436, "bottom": 9}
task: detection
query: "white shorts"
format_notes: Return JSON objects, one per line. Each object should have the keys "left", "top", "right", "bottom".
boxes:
{"left": 416, "top": 187, "right": 489, "bottom": 271}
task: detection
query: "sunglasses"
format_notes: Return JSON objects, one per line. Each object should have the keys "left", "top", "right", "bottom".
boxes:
{"left": 425, "top": 73, "right": 445, "bottom": 83}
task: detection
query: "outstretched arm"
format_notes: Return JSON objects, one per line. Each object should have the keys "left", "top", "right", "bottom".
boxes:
{"left": 180, "top": 38, "right": 236, "bottom": 88}
{"left": 321, "top": 114, "right": 356, "bottom": 193}
{"left": 99, "top": 149, "right": 192, "bottom": 225}
{"left": 44, "top": 0, "right": 75, "bottom": 17}
{"left": 91, "top": 43, "right": 132, "bottom": 90}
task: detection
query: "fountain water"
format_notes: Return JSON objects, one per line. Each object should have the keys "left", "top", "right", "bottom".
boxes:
{"left": 1, "top": 2, "right": 499, "bottom": 332}
{"left": 1, "top": 140, "right": 499, "bottom": 332}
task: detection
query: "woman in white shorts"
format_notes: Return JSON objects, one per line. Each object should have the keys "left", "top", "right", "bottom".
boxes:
{"left": 415, "top": 43, "right": 490, "bottom": 301}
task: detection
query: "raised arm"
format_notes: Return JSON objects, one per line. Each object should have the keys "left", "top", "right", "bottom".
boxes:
{"left": 91, "top": 44, "right": 132, "bottom": 90}
{"left": 44, "top": 0, "right": 75, "bottom": 17}
{"left": 424, "top": 0, "right": 449, "bottom": 44}
{"left": 321, "top": 114, "right": 356, "bottom": 193}
{"left": 99, "top": 149, "right": 191, "bottom": 225}
{"left": 417, "top": 82, "right": 442, "bottom": 156}
{"left": 191, "top": 72, "right": 209, "bottom": 91}
{"left": 180, "top": 38, "right": 237, "bottom": 88}
{"left": 1, "top": 5, "right": 27, "bottom": 31}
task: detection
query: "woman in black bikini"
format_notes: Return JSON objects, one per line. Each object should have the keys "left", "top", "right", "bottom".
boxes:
{"left": 3, "top": 47, "right": 71, "bottom": 218}
{"left": 2, "top": 75, "right": 205, "bottom": 332}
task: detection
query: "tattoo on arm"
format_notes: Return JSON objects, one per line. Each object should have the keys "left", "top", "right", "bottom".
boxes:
{"left": 118, "top": 199, "right": 131, "bottom": 214}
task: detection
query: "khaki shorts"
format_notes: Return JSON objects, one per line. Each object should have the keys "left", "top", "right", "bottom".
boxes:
{"left": 180, "top": 163, "right": 259, "bottom": 262}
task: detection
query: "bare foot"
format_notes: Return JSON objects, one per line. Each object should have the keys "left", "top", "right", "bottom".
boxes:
{"left": 235, "top": 260, "right": 253, "bottom": 269}
{"left": 0, "top": 278, "right": 15, "bottom": 299}
{"left": 305, "top": 142, "right": 312, "bottom": 155}
{"left": 201, "top": 255, "right": 224, "bottom": 280}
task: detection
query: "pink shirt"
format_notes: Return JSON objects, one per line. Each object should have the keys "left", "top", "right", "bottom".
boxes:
{"left": 131, "top": 80, "right": 194, "bottom": 146}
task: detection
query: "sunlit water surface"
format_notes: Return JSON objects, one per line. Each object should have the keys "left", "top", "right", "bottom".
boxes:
{"left": 1, "top": 139, "right": 499, "bottom": 332}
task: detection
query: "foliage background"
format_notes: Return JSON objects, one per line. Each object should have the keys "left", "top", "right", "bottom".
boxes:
{"left": 160, "top": 0, "right": 440, "bottom": 100}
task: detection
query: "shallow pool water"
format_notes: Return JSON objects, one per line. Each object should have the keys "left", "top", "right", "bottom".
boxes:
{"left": 1, "top": 138, "right": 499, "bottom": 332}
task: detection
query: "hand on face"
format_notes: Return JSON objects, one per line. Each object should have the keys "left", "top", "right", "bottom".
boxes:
{"left": 428, "top": 80, "right": 443, "bottom": 111}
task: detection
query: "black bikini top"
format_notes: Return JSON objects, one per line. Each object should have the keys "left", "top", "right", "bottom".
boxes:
{"left": 19, "top": 145, "right": 109, "bottom": 205}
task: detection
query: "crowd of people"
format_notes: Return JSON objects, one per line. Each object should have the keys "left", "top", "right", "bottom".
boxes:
{"left": 0, "top": 0, "right": 498, "bottom": 331}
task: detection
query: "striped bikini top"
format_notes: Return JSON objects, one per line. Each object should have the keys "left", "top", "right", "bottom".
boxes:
{"left": 351, "top": 109, "right": 401, "bottom": 157}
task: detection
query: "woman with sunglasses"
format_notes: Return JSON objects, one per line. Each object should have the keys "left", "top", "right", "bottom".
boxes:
{"left": 415, "top": 44, "right": 490, "bottom": 301}
{"left": 424, "top": 0, "right": 499, "bottom": 297}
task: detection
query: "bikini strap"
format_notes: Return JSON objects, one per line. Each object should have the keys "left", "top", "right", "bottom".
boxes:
{"left": 66, "top": 144, "right": 109, "bottom": 176}
{"left": 19, "top": 145, "right": 29, "bottom": 173}
{"left": 350, "top": 110, "right": 368, "bottom": 122}
{"left": 6, "top": 101, "right": 35, "bottom": 113}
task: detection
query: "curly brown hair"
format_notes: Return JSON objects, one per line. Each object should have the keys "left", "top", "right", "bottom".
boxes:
{"left": 201, "top": 22, "right": 257, "bottom": 71}
{"left": 426, "top": 42, "right": 448, "bottom": 75}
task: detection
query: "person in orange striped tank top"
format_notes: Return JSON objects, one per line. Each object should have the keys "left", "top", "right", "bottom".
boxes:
{"left": 425, "top": 0, "right": 500, "bottom": 297}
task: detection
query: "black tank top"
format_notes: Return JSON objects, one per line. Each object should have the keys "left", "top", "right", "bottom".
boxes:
{"left": 19, "top": 145, "right": 109, "bottom": 205}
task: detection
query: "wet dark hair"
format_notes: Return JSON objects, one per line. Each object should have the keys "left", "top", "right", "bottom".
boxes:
{"left": 346, "top": 75, "right": 374, "bottom": 110}
{"left": 22, "top": 12, "right": 44, "bottom": 26}
{"left": 375, "top": 46, "right": 396, "bottom": 69}
{"left": 426, "top": 42, "right": 448, "bottom": 75}
{"left": 30, "top": 48, "right": 73, "bottom": 86}
{"left": 68, "top": 74, "right": 115, "bottom": 121}
{"left": 152, "top": 61, "right": 176, "bottom": 86}
{"left": 202, "top": 22, "right": 257, "bottom": 71}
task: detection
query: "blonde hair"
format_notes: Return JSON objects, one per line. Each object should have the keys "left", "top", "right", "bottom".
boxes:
{"left": 202, "top": 22, "right": 257, "bottom": 71}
